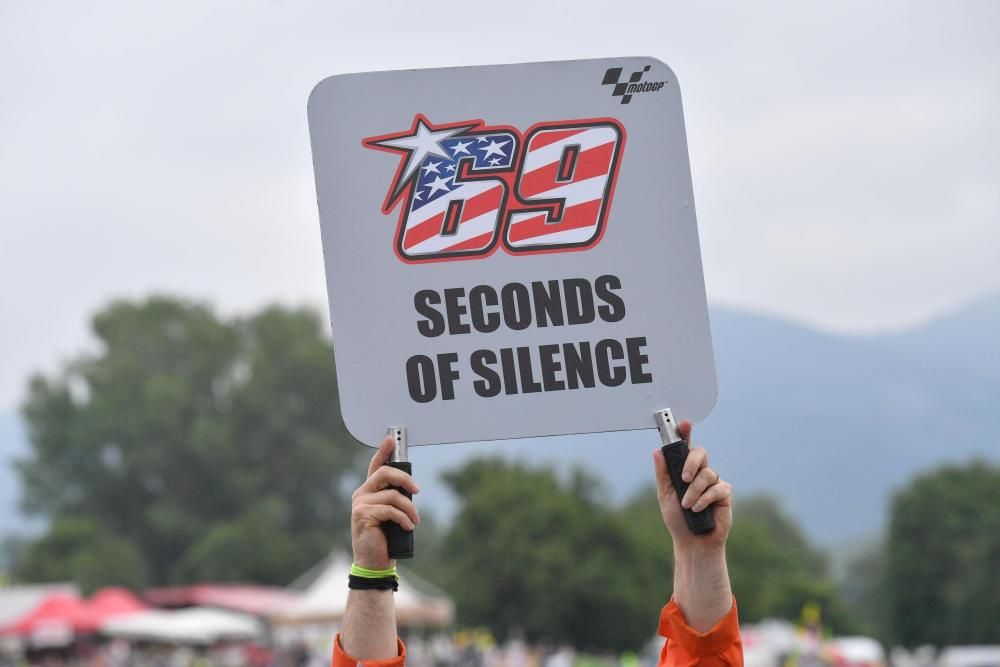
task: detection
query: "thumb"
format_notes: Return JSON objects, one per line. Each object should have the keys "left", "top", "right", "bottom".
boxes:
{"left": 677, "top": 419, "right": 693, "bottom": 442}
{"left": 367, "top": 435, "right": 395, "bottom": 477}
{"left": 652, "top": 448, "right": 674, "bottom": 498}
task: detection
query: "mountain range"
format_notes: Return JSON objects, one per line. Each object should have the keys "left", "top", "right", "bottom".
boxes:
{"left": 399, "top": 292, "right": 1000, "bottom": 545}
{"left": 1, "top": 294, "right": 997, "bottom": 548}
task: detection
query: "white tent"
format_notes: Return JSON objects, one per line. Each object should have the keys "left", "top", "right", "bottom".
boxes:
{"left": 101, "top": 607, "right": 261, "bottom": 644}
{"left": 273, "top": 553, "right": 453, "bottom": 627}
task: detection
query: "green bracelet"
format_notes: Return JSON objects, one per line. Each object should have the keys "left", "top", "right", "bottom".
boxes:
{"left": 351, "top": 563, "right": 399, "bottom": 579}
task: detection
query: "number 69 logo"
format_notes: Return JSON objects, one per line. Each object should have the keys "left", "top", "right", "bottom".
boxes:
{"left": 363, "top": 115, "right": 626, "bottom": 263}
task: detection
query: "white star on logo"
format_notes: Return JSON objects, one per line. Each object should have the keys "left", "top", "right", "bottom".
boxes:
{"left": 446, "top": 164, "right": 456, "bottom": 173}
{"left": 488, "top": 157, "right": 501, "bottom": 166}
{"left": 421, "top": 161, "right": 441, "bottom": 175}
{"left": 479, "top": 139, "right": 509, "bottom": 159}
{"left": 367, "top": 118, "right": 474, "bottom": 198}
{"left": 451, "top": 140, "right": 472, "bottom": 156}
{"left": 414, "top": 189, "right": 424, "bottom": 201}
{"left": 476, "top": 136, "right": 489, "bottom": 143}
{"left": 426, "top": 175, "right": 452, "bottom": 196}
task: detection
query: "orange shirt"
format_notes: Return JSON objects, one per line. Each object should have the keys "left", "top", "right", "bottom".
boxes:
{"left": 333, "top": 597, "right": 742, "bottom": 667}
{"left": 657, "top": 598, "right": 742, "bottom": 666}
{"left": 333, "top": 638, "right": 406, "bottom": 667}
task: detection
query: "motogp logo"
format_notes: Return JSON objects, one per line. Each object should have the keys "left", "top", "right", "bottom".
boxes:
{"left": 363, "top": 115, "right": 626, "bottom": 263}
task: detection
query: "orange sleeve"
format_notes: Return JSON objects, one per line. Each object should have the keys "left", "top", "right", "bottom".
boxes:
{"left": 657, "top": 597, "right": 743, "bottom": 667}
{"left": 332, "top": 634, "right": 406, "bottom": 667}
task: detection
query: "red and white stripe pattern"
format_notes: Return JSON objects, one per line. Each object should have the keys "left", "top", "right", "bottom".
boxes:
{"left": 400, "top": 179, "right": 505, "bottom": 258}
{"left": 505, "top": 123, "right": 622, "bottom": 251}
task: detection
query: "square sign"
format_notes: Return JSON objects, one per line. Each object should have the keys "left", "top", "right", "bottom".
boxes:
{"left": 308, "top": 57, "right": 717, "bottom": 447}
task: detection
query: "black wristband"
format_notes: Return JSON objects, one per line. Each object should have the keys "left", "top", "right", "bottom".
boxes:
{"left": 348, "top": 575, "right": 398, "bottom": 591}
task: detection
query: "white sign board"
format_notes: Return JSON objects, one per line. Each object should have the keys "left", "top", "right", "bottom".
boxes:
{"left": 308, "top": 57, "right": 716, "bottom": 447}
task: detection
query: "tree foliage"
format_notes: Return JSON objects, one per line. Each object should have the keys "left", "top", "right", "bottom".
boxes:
{"left": 16, "top": 518, "right": 149, "bottom": 594}
{"left": 625, "top": 491, "right": 858, "bottom": 633}
{"left": 837, "top": 538, "right": 886, "bottom": 638}
{"left": 426, "top": 460, "right": 857, "bottom": 651}
{"left": 885, "top": 460, "right": 1000, "bottom": 647}
{"left": 16, "top": 297, "right": 360, "bottom": 586}
{"left": 726, "top": 497, "right": 843, "bottom": 626}
{"left": 434, "top": 460, "right": 664, "bottom": 652}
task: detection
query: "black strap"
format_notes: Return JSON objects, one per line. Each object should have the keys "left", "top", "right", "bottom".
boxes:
{"left": 348, "top": 575, "right": 398, "bottom": 591}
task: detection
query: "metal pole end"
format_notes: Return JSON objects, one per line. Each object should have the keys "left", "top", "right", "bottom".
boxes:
{"left": 386, "top": 426, "right": 408, "bottom": 462}
{"left": 653, "top": 409, "right": 683, "bottom": 446}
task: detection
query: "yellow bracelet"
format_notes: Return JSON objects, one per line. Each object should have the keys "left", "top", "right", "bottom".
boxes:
{"left": 350, "top": 563, "right": 398, "bottom": 579}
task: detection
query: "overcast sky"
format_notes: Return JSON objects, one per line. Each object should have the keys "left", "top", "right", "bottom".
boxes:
{"left": 1, "top": 0, "right": 998, "bottom": 411}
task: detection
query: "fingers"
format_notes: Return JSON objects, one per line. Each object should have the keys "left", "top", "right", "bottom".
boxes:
{"left": 691, "top": 480, "right": 732, "bottom": 513}
{"left": 356, "top": 437, "right": 420, "bottom": 532}
{"left": 359, "top": 489, "right": 421, "bottom": 526}
{"left": 652, "top": 419, "right": 696, "bottom": 498}
{"left": 682, "top": 446, "right": 707, "bottom": 483}
{"left": 354, "top": 465, "right": 421, "bottom": 498}
{"left": 355, "top": 503, "right": 416, "bottom": 531}
{"left": 681, "top": 466, "right": 720, "bottom": 509}
{"left": 367, "top": 435, "right": 395, "bottom": 477}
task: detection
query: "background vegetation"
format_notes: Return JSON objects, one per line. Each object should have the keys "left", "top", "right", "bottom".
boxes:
{"left": 8, "top": 297, "right": 999, "bottom": 650}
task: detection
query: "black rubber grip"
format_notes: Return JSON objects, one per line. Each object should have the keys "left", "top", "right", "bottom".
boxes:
{"left": 381, "top": 461, "right": 414, "bottom": 559}
{"left": 661, "top": 441, "right": 716, "bottom": 535}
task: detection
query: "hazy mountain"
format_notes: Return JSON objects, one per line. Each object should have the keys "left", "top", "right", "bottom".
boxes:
{"left": 1, "top": 295, "right": 996, "bottom": 546}
{"left": 410, "top": 294, "right": 1000, "bottom": 545}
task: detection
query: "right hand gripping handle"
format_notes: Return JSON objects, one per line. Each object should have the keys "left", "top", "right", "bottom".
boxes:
{"left": 661, "top": 441, "right": 717, "bottom": 535}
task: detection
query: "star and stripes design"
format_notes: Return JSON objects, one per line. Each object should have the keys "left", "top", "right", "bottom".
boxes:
{"left": 401, "top": 130, "right": 517, "bottom": 257}
{"left": 364, "top": 115, "right": 623, "bottom": 261}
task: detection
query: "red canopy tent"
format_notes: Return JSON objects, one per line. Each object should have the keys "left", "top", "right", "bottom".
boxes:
{"left": 0, "top": 588, "right": 148, "bottom": 637}
{"left": 142, "top": 584, "right": 297, "bottom": 617}
{"left": 75, "top": 588, "right": 148, "bottom": 633}
{"left": 0, "top": 593, "right": 83, "bottom": 637}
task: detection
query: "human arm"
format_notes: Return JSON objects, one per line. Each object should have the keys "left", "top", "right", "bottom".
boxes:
{"left": 652, "top": 420, "right": 741, "bottom": 665}
{"left": 337, "top": 436, "right": 420, "bottom": 663}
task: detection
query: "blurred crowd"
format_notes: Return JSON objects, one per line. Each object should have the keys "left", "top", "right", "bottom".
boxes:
{"left": 4, "top": 625, "right": 996, "bottom": 667}
{"left": 1, "top": 640, "right": 322, "bottom": 667}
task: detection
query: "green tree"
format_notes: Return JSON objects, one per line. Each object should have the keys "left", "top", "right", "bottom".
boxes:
{"left": 617, "top": 489, "right": 674, "bottom": 623}
{"left": 885, "top": 460, "right": 1000, "bottom": 647}
{"left": 726, "top": 496, "right": 858, "bottom": 632}
{"left": 838, "top": 538, "right": 886, "bottom": 638}
{"left": 623, "top": 490, "right": 858, "bottom": 633}
{"left": 16, "top": 297, "right": 360, "bottom": 586}
{"left": 427, "top": 458, "right": 861, "bottom": 650}
{"left": 15, "top": 518, "right": 149, "bottom": 594}
{"left": 435, "top": 460, "right": 663, "bottom": 652}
